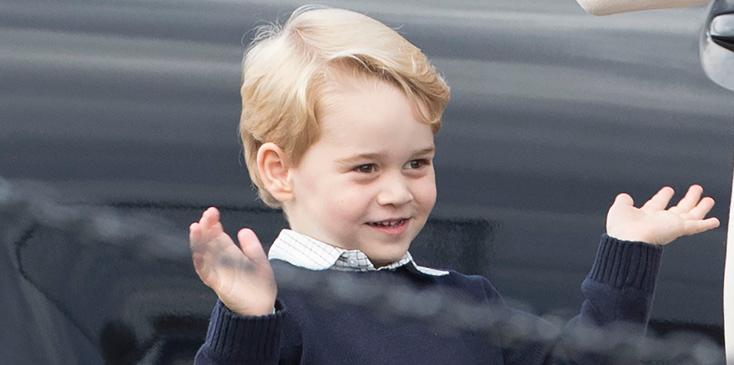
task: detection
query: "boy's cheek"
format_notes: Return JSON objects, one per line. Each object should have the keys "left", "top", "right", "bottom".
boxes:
{"left": 327, "top": 192, "right": 369, "bottom": 218}
{"left": 416, "top": 180, "right": 438, "bottom": 207}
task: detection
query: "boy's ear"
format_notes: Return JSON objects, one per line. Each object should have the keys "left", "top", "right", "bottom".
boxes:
{"left": 256, "top": 142, "right": 294, "bottom": 202}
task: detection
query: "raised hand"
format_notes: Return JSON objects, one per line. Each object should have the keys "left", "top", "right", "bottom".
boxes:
{"left": 189, "top": 207, "right": 277, "bottom": 316}
{"left": 606, "top": 184, "right": 720, "bottom": 246}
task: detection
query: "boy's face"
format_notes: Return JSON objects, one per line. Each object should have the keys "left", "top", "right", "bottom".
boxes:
{"left": 284, "top": 77, "right": 437, "bottom": 267}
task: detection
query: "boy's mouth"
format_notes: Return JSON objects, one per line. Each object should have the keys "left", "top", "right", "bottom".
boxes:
{"left": 366, "top": 218, "right": 410, "bottom": 236}
{"left": 366, "top": 218, "right": 409, "bottom": 227}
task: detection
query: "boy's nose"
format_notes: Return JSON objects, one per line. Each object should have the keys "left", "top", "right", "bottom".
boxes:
{"left": 376, "top": 177, "right": 414, "bottom": 207}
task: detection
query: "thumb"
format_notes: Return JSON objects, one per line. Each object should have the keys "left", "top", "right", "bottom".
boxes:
{"left": 613, "top": 193, "right": 634, "bottom": 207}
{"left": 237, "top": 228, "right": 268, "bottom": 263}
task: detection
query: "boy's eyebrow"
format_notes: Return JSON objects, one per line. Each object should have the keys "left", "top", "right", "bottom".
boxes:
{"left": 413, "top": 146, "right": 436, "bottom": 156}
{"left": 336, "top": 147, "right": 435, "bottom": 165}
{"left": 336, "top": 153, "right": 381, "bottom": 166}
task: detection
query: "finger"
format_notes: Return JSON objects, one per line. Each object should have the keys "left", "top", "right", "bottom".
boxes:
{"left": 640, "top": 186, "right": 675, "bottom": 212}
{"left": 238, "top": 228, "right": 268, "bottom": 263}
{"left": 189, "top": 223, "right": 215, "bottom": 257}
{"left": 687, "top": 197, "right": 716, "bottom": 220}
{"left": 200, "top": 207, "right": 220, "bottom": 228}
{"left": 198, "top": 208, "right": 225, "bottom": 242}
{"left": 189, "top": 225, "right": 211, "bottom": 278}
{"left": 189, "top": 222, "right": 201, "bottom": 244}
{"left": 683, "top": 217, "right": 721, "bottom": 236}
{"left": 198, "top": 208, "right": 211, "bottom": 225}
{"left": 613, "top": 193, "right": 635, "bottom": 207}
{"left": 672, "top": 185, "right": 703, "bottom": 212}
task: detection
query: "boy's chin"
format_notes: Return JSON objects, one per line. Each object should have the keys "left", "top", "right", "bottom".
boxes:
{"left": 365, "top": 247, "right": 410, "bottom": 268}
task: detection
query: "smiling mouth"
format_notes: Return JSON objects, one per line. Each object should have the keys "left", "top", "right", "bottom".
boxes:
{"left": 366, "top": 218, "right": 409, "bottom": 227}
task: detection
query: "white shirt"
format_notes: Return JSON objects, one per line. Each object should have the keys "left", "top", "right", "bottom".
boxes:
{"left": 268, "top": 229, "right": 449, "bottom": 277}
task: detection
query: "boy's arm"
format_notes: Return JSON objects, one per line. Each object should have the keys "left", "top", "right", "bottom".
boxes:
{"left": 505, "top": 184, "right": 718, "bottom": 364}
{"left": 502, "top": 234, "right": 661, "bottom": 364}
{"left": 190, "top": 208, "right": 284, "bottom": 364}
{"left": 549, "top": 234, "right": 662, "bottom": 364}
{"left": 194, "top": 300, "right": 285, "bottom": 365}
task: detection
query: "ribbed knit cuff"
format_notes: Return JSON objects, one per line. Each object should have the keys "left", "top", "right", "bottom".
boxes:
{"left": 203, "top": 299, "right": 284, "bottom": 362}
{"left": 587, "top": 234, "right": 663, "bottom": 293}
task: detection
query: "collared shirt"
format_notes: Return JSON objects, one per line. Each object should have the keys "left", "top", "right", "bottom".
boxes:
{"left": 268, "top": 229, "right": 449, "bottom": 276}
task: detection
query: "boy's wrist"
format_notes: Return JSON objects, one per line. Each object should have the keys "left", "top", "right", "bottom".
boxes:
{"left": 204, "top": 300, "right": 284, "bottom": 361}
{"left": 605, "top": 229, "right": 655, "bottom": 245}
{"left": 224, "top": 300, "right": 278, "bottom": 317}
{"left": 588, "top": 234, "right": 663, "bottom": 292}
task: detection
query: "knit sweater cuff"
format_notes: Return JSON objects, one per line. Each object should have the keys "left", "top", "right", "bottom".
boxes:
{"left": 202, "top": 299, "right": 284, "bottom": 362}
{"left": 587, "top": 233, "right": 663, "bottom": 293}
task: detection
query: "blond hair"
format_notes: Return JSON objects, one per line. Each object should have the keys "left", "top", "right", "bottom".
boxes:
{"left": 239, "top": 5, "right": 450, "bottom": 207}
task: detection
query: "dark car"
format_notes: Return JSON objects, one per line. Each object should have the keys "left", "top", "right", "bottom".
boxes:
{"left": 1, "top": 0, "right": 732, "bottom": 364}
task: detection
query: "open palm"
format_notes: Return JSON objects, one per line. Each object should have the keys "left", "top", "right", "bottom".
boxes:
{"left": 606, "top": 185, "right": 720, "bottom": 246}
{"left": 189, "top": 207, "right": 277, "bottom": 316}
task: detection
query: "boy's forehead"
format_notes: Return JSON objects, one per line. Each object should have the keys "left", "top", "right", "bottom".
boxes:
{"left": 318, "top": 86, "right": 423, "bottom": 130}
{"left": 312, "top": 71, "right": 436, "bottom": 159}
{"left": 321, "top": 119, "right": 435, "bottom": 149}
{"left": 318, "top": 71, "right": 415, "bottom": 116}
{"left": 334, "top": 145, "right": 436, "bottom": 163}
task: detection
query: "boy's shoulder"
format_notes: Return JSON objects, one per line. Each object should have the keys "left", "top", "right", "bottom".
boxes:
{"left": 434, "top": 268, "right": 505, "bottom": 305}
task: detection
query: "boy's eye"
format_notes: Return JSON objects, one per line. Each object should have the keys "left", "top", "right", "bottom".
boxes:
{"left": 353, "top": 164, "right": 377, "bottom": 173}
{"left": 406, "top": 159, "right": 430, "bottom": 169}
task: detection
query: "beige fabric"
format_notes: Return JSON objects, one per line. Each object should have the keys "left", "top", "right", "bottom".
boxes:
{"left": 576, "top": 0, "right": 709, "bottom": 15}
{"left": 725, "top": 169, "right": 734, "bottom": 363}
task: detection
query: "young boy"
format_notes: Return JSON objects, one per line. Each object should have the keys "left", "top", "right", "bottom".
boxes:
{"left": 189, "top": 6, "right": 720, "bottom": 364}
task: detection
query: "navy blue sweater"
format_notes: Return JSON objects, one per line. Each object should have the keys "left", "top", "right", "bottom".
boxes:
{"left": 195, "top": 234, "right": 662, "bottom": 364}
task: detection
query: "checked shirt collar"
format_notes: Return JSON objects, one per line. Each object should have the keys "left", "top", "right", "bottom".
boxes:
{"left": 268, "top": 229, "right": 448, "bottom": 277}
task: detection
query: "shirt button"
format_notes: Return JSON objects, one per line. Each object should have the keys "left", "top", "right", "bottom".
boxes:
{"left": 348, "top": 258, "right": 357, "bottom": 265}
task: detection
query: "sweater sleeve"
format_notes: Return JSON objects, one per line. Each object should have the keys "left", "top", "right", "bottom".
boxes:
{"left": 580, "top": 233, "right": 662, "bottom": 324}
{"left": 503, "top": 233, "right": 663, "bottom": 364}
{"left": 194, "top": 299, "right": 285, "bottom": 365}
